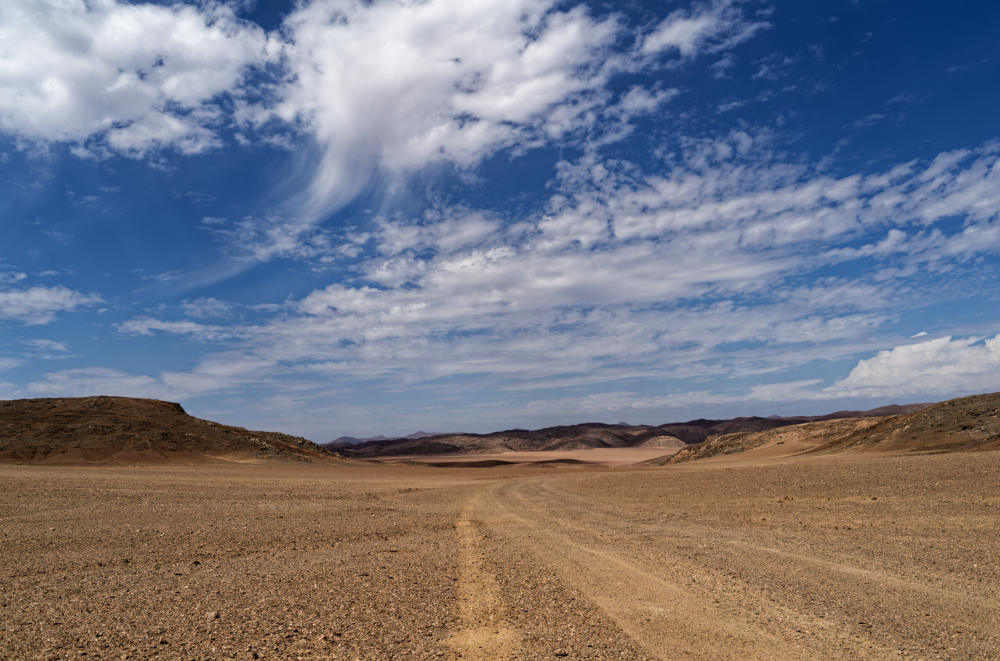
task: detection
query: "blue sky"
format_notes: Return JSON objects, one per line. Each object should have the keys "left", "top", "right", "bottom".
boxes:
{"left": 1, "top": 0, "right": 999, "bottom": 440}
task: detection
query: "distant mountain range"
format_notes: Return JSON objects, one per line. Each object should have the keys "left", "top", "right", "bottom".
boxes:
{"left": 1, "top": 394, "right": 990, "bottom": 466}
{"left": 324, "top": 431, "right": 444, "bottom": 449}
{"left": 332, "top": 403, "right": 933, "bottom": 458}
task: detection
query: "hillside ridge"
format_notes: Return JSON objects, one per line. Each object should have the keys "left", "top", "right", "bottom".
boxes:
{"left": 0, "top": 396, "right": 338, "bottom": 465}
{"left": 337, "top": 402, "right": 933, "bottom": 458}
{"left": 668, "top": 392, "right": 1000, "bottom": 463}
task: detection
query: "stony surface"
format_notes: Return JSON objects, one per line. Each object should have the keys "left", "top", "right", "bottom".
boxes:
{"left": 2, "top": 450, "right": 999, "bottom": 659}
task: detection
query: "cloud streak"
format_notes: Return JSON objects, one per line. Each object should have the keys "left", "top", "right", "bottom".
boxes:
{"left": 267, "top": 0, "right": 767, "bottom": 223}
{"left": 0, "top": 285, "right": 102, "bottom": 325}
{"left": 116, "top": 139, "right": 1000, "bottom": 413}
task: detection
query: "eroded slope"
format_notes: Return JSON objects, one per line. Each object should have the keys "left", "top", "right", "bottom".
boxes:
{"left": 667, "top": 417, "right": 887, "bottom": 464}
{"left": 811, "top": 391, "right": 1000, "bottom": 454}
{"left": 669, "top": 392, "right": 1000, "bottom": 463}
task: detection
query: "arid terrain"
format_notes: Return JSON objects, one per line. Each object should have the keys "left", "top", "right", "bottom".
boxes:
{"left": 374, "top": 447, "right": 683, "bottom": 467}
{"left": 335, "top": 403, "right": 930, "bottom": 458}
{"left": 1, "top": 393, "right": 999, "bottom": 659}
{"left": 1, "top": 450, "right": 998, "bottom": 659}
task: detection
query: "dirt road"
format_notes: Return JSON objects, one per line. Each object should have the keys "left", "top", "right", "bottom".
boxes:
{"left": 2, "top": 451, "right": 998, "bottom": 659}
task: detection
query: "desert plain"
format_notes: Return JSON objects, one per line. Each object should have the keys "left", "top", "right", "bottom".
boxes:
{"left": 3, "top": 445, "right": 999, "bottom": 660}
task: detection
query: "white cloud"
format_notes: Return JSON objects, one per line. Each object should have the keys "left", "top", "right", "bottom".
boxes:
{"left": 745, "top": 379, "right": 824, "bottom": 401}
{"left": 117, "top": 316, "right": 228, "bottom": 341}
{"left": 181, "top": 297, "right": 232, "bottom": 318}
{"left": 159, "top": 353, "right": 275, "bottom": 395}
{"left": 207, "top": 215, "right": 334, "bottom": 262}
{"left": 264, "top": 0, "right": 762, "bottom": 223}
{"left": 270, "top": 0, "right": 618, "bottom": 219}
{"left": 25, "top": 367, "right": 171, "bottom": 399}
{"left": 0, "top": 357, "right": 24, "bottom": 371}
{"left": 0, "top": 0, "right": 271, "bottom": 155}
{"left": 613, "top": 86, "right": 680, "bottom": 116}
{"left": 830, "top": 334, "right": 1000, "bottom": 398}
{"left": 24, "top": 338, "right": 70, "bottom": 353}
{"left": 120, "top": 139, "right": 1000, "bottom": 403}
{"left": 23, "top": 352, "right": 274, "bottom": 402}
{"left": 640, "top": 2, "right": 763, "bottom": 58}
{"left": 374, "top": 209, "right": 501, "bottom": 257}
{"left": 0, "top": 285, "right": 102, "bottom": 324}
{"left": 2, "top": 0, "right": 768, "bottom": 261}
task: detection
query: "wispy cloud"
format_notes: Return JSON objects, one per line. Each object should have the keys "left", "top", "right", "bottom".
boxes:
{"left": 2, "top": 1, "right": 997, "bottom": 437}
{"left": 117, "top": 317, "right": 230, "bottom": 341}
{"left": 250, "top": 0, "right": 767, "bottom": 229}
{"left": 24, "top": 338, "right": 70, "bottom": 354}
{"left": 0, "top": 285, "right": 102, "bottom": 325}
{"left": 181, "top": 297, "right": 232, "bottom": 319}
{"left": 106, "top": 138, "right": 1000, "bottom": 411}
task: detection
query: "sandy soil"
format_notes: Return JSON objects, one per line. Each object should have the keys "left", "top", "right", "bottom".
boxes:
{"left": 2, "top": 451, "right": 999, "bottom": 659}
{"left": 375, "top": 447, "right": 681, "bottom": 467}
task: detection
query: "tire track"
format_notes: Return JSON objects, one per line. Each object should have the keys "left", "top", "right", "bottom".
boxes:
{"left": 446, "top": 497, "right": 522, "bottom": 660}
{"left": 521, "top": 476, "right": 1000, "bottom": 643}
{"left": 475, "top": 479, "right": 806, "bottom": 660}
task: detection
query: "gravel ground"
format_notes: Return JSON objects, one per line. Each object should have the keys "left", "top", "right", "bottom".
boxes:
{"left": 1, "top": 450, "right": 998, "bottom": 659}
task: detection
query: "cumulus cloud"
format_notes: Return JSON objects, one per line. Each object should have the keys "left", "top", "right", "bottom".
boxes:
{"left": 1, "top": 0, "right": 767, "bottom": 242}
{"left": 723, "top": 333, "right": 1000, "bottom": 404}
{"left": 0, "top": 285, "right": 102, "bottom": 324}
{"left": 831, "top": 335, "right": 1000, "bottom": 397}
{"left": 8, "top": 2, "right": 998, "bottom": 428}
{"left": 0, "top": 0, "right": 271, "bottom": 155}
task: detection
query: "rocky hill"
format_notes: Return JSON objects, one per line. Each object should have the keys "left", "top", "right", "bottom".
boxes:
{"left": 340, "top": 403, "right": 931, "bottom": 458}
{"left": 668, "top": 392, "right": 998, "bottom": 463}
{"left": 666, "top": 417, "right": 886, "bottom": 464}
{"left": 809, "top": 391, "right": 1000, "bottom": 454}
{"left": 0, "top": 396, "right": 338, "bottom": 464}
